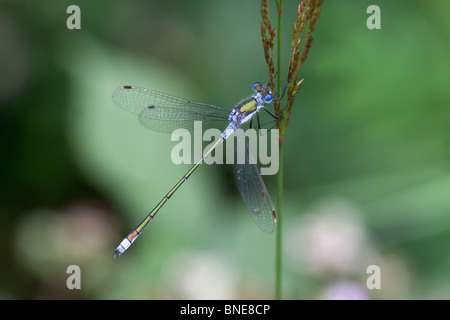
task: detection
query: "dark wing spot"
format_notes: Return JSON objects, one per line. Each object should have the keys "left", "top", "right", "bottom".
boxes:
{"left": 272, "top": 209, "right": 277, "bottom": 222}
{"left": 147, "top": 105, "right": 155, "bottom": 109}
{"left": 123, "top": 85, "right": 132, "bottom": 89}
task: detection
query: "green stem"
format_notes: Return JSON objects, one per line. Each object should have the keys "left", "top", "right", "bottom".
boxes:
{"left": 275, "top": 0, "right": 283, "bottom": 300}
{"left": 275, "top": 141, "right": 283, "bottom": 300}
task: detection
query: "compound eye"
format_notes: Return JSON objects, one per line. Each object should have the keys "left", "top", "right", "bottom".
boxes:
{"left": 252, "top": 82, "right": 262, "bottom": 93}
{"left": 264, "top": 93, "right": 273, "bottom": 103}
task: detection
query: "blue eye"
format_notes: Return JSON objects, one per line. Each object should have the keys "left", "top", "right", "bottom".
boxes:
{"left": 252, "top": 82, "right": 262, "bottom": 93}
{"left": 264, "top": 93, "right": 273, "bottom": 103}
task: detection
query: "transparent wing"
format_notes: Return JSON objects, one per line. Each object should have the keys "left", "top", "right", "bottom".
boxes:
{"left": 232, "top": 131, "right": 276, "bottom": 234}
{"left": 112, "top": 85, "right": 230, "bottom": 132}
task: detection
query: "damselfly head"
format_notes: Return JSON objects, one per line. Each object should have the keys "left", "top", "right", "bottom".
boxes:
{"left": 251, "top": 82, "right": 273, "bottom": 105}
{"left": 264, "top": 93, "right": 273, "bottom": 103}
{"left": 252, "top": 82, "right": 262, "bottom": 93}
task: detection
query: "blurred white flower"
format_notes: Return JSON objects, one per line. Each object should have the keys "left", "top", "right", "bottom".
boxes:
{"left": 163, "top": 250, "right": 238, "bottom": 299}
{"left": 14, "top": 200, "right": 118, "bottom": 278}
{"left": 286, "top": 197, "right": 372, "bottom": 276}
{"left": 319, "top": 280, "right": 370, "bottom": 300}
{"left": 56, "top": 201, "right": 117, "bottom": 259}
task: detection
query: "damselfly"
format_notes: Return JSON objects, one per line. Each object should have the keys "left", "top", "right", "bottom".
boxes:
{"left": 112, "top": 82, "right": 280, "bottom": 258}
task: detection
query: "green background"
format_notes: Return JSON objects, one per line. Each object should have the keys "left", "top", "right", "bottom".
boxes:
{"left": 1, "top": 0, "right": 449, "bottom": 299}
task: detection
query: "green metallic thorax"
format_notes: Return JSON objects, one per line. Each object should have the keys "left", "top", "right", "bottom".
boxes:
{"left": 237, "top": 98, "right": 257, "bottom": 114}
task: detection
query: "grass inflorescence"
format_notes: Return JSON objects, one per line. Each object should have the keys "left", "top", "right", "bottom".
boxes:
{"left": 260, "top": 0, "right": 323, "bottom": 299}
{"left": 261, "top": 0, "right": 322, "bottom": 139}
